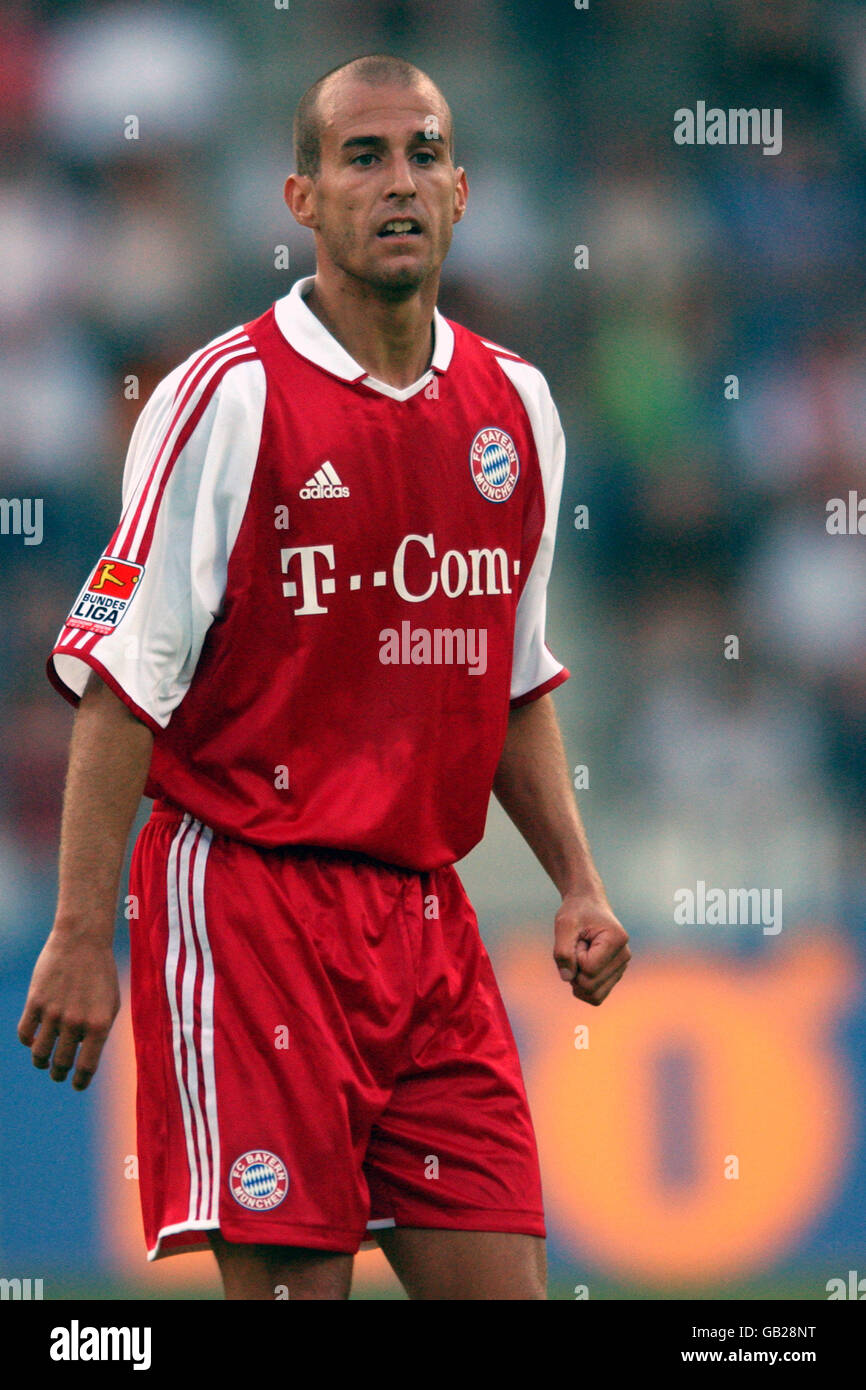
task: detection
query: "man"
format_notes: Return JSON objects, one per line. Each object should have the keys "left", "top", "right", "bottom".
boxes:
{"left": 19, "top": 54, "right": 630, "bottom": 1300}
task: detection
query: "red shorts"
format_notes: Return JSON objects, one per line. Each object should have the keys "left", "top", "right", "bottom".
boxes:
{"left": 128, "top": 806, "right": 546, "bottom": 1259}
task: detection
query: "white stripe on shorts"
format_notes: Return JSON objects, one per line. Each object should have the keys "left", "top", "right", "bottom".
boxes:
{"left": 165, "top": 815, "right": 218, "bottom": 1227}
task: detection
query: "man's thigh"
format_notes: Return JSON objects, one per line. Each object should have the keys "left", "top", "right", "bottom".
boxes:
{"left": 208, "top": 1232, "right": 354, "bottom": 1300}
{"left": 363, "top": 865, "right": 547, "bottom": 1257}
{"left": 130, "top": 818, "right": 418, "bottom": 1261}
{"left": 377, "top": 1228, "right": 547, "bottom": 1300}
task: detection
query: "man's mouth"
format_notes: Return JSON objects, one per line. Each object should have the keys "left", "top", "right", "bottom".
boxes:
{"left": 377, "top": 218, "right": 423, "bottom": 238}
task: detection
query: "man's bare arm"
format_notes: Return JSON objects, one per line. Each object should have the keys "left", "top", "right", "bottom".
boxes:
{"left": 18, "top": 672, "right": 154, "bottom": 1088}
{"left": 493, "top": 693, "right": 630, "bottom": 1005}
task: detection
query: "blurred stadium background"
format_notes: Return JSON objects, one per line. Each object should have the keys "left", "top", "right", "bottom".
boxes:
{"left": 1, "top": 0, "right": 865, "bottom": 1299}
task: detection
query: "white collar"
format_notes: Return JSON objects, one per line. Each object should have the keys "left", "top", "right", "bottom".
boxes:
{"left": 273, "top": 275, "right": 454, "bottom": 401}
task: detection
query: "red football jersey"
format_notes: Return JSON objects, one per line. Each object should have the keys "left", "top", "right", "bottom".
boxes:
{"left": 49, "top": 277, "right": 569, "bottom": 869}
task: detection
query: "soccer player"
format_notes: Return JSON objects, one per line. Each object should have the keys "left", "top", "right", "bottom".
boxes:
{"left": 19, "top": 54, "right": 630, "bottom": 1300}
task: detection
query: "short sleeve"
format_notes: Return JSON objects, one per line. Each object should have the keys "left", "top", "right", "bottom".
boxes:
{"left": 48, "top": 333, "right": 265, "bottom": 731}
{"left": 495, "top": 356, "right": 570, "bottom": 706}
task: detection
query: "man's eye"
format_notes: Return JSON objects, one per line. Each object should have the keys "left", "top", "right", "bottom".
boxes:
{"left": 413, "top": 150, "right": 436, "bottom": 163}
{"left": 352, "top": 153, "right": 377, "bottom": 166}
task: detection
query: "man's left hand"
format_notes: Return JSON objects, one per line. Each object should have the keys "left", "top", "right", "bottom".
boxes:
{"left": 553, "top": 892, "right": 631, "bottom": 1005}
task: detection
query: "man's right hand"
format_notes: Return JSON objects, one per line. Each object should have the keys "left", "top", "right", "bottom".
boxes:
{"left": 17, "top": 672, "right": 151, "bottom": 1092}
{"left": 17, "top": 926, "right": 120, "bottom": 1090}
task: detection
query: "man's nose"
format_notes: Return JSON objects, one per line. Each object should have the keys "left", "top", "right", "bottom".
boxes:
{"left": 384, "top": 155, "right": 417, "bottom": 198}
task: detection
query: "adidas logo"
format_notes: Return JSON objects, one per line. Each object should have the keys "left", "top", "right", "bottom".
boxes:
{"left": 299, "top": 462, "right": 350, "bottom": 499}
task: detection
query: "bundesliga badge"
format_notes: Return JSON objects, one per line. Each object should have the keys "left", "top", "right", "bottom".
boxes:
{"left": 229, "top": 1150, "right": 289, "bottom": 1211}
{"left": 66, "top": 556, "right": 145, "bottom": 636}
{"left": 470, "top": 427, "right": 520, "bottom": 502}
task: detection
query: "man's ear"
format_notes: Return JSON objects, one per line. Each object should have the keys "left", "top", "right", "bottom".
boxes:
{"left": 284, "top": 172, "right": 317, "bottom": 229}
{"left": 452, "top": 167, "right": 469, "bottom": 225}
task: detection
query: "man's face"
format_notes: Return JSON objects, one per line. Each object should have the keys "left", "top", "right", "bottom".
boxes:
{"left": 289, "top": 77, "right": 467, "bottom": 298}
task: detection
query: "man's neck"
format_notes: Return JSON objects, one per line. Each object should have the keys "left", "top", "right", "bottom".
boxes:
{"left": 304, "top": 274, "right": 436, "bottom": 390}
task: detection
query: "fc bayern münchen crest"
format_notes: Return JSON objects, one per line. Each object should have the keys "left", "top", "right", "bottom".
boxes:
{"left": 470, "top": 427, "right": 520, "bottom": 502}
{"left": 229, "top": 1150, "right": 289, "bottom": 1211}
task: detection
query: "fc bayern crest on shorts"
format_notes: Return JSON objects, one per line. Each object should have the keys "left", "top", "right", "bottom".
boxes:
{"left": 469, "top": 427, "right": 520, "bottom": 502}
{"left": 229, "top": 1150, "right": 289, "bottom": 1211}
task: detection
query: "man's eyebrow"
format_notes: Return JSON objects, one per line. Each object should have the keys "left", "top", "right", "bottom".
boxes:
{"left": 340, "top": 135, "right": 386, "bottom": 151}
{"left": 339, "top": 130, "right": 445, "bottom": 152}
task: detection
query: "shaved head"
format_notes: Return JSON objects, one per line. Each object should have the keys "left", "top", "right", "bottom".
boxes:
{"left": 294, "top": 53, "right": 453, "bottom": 178}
